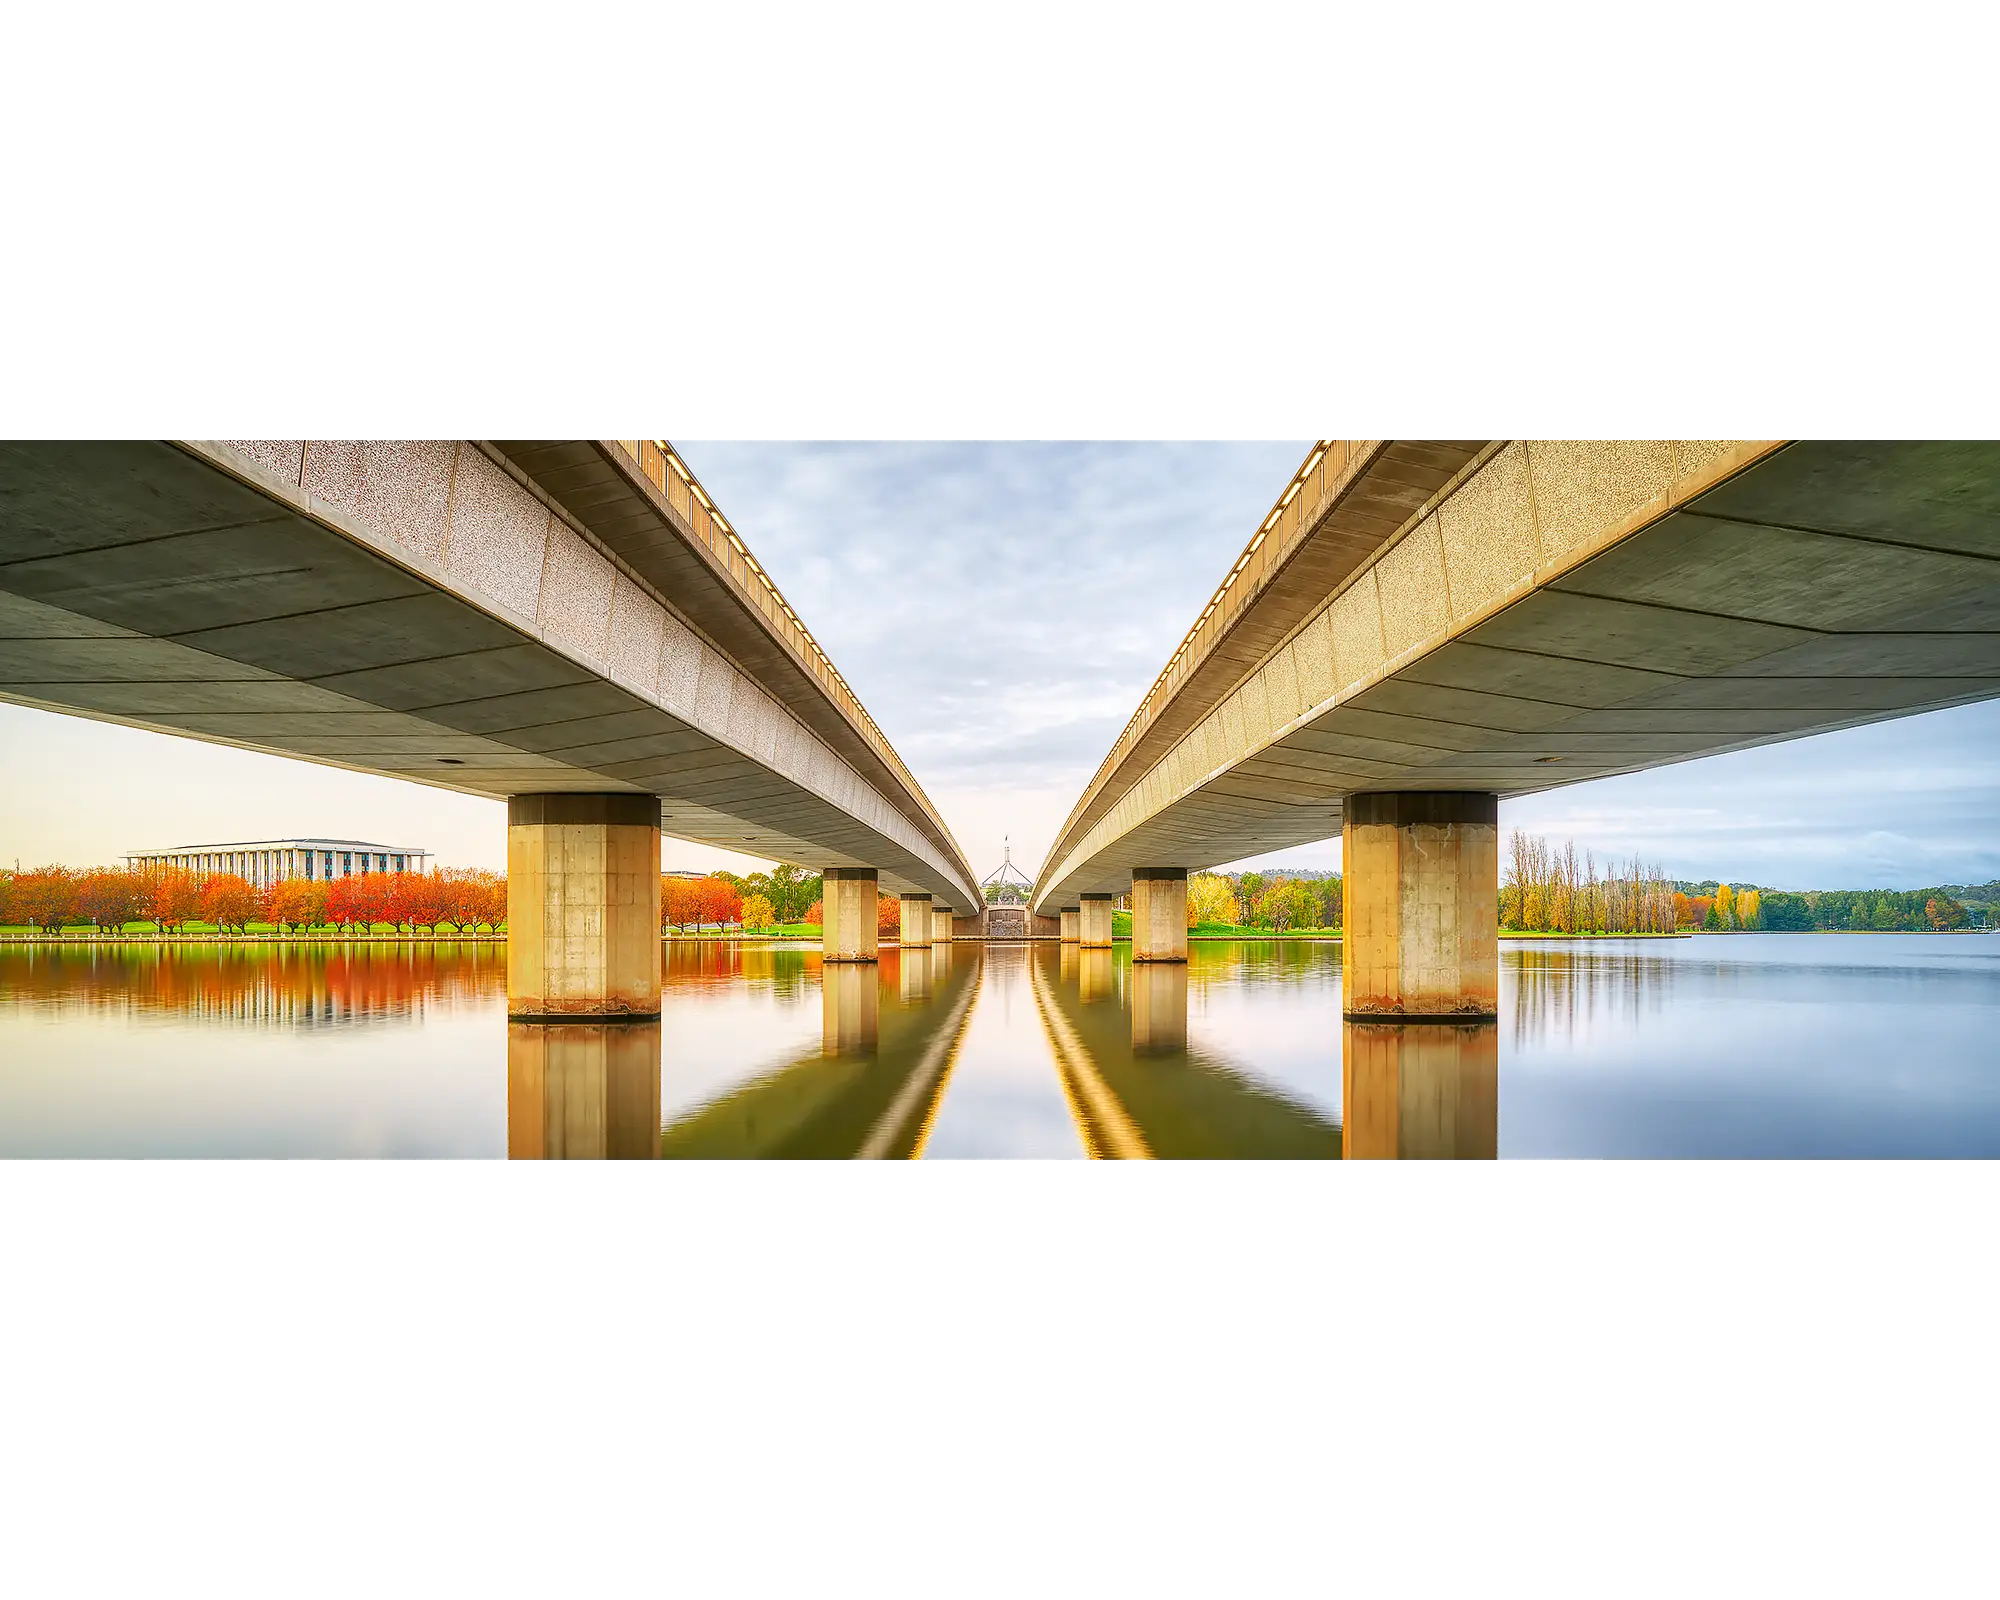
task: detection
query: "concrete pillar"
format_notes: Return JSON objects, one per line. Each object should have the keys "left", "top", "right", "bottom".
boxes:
{"left": 931, "top": 906, "right": 954, "bottom": 944}
{"left": 1059, "top": 908, "right": 1080, "bottom": 943}
{"left": 507, "top": 1020, "right": 662, "bottom": 1159}
{"left": 1342, "top": 1021, "right": 1497, "bottom": 1159}
{"left": 1342, "top": 791, "right": 1498, "bottom": 1018}
{"left": 823, "top": 961, "right": 879, "bottom": 1054}
{"left": 822, "top": 867, "right": 880, "bottom": 963}
{"left": 1130, "top": 962, "right": 1188, "bottom": 1054}
{"left": 1131, "top": 868, "right": 1187, "bottom": 963}
{"left": 1079, "top": 894, "right": 1114, "bottom": 950}
{"left": 506, "top": 793, "right": 661, "bottom": 1020}
{"left": 899, "top": 892, "right": 933, "bottom": 948}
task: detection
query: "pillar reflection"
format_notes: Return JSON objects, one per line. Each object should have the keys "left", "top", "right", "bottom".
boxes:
{"left": 897, "top": 947, "right": 933, "bottom": 1003}
{"left": 1130, "top": 962, "right": 1188, "bottom": 1054}
{"left": 822, "top": 960, "right": 880, "bottom": 1056}
{"left": 1059, "top": 942, "right": 1079, "bottom": 984}
{"left": 508, "top": 1020, "right": 661, "bottom": 1159}
{"left": 1342, "top": 1021, "right": 1497, "bottom": 1159}
{"left": 1078, "top": 947, "right": 1113, "bottom": 1004}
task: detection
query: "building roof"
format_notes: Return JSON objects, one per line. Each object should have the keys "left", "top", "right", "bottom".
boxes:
{"left": 124, "top": 838, "right": 431, "bottom": 854}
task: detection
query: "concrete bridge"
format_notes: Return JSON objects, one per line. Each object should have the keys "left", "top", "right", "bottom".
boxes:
{"left": 0, "top": 440, "right": 981, "bottom": 1015}
{"left": 1032, "top": 440, "right": 2000, "bottom": 1018}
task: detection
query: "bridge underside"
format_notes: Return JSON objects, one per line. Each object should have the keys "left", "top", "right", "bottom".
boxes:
{"left": 1036, "top": 441, "right": 2000, "bottom": 910}
{"left": 0, "top": 441, "right": 974, "bottom": 908}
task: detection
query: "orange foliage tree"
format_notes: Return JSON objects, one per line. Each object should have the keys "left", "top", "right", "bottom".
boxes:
{"left": 200, "top": 873, "right": 259, "bottom": 933}
{"left": 15, "top": 866, "right": 79, "bottom": 931}
{"left": 78, "top": 868, "right": 146, "bottom": 931}
{"left": 146, "top": 869, "right": 204, "bottom": 932}
{"left": 803, "top": 898, "right": 824, "bottom": 928}
{"left": 267, "top": 878, "right": 326, "bottom": 932}
{"left": 876, "top": 893, "right": 900, "bottom": 936}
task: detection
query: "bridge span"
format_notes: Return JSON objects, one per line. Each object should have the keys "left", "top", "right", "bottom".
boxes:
{"left": 1032, "top": 440, "right": 2000, "bottom": 1017}
{"left": 0, "top": 439, "right": 980, "bottom": 1015}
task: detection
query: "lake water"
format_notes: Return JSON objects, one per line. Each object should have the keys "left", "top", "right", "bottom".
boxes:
{"left": 1, "top": 933, "right": 1996, "bottom": 1158}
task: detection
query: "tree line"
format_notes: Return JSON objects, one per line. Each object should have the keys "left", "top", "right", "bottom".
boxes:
{"left": 1502, "top": 833, "right": 1678, "bottom": 934}
{"left": 1694, "top": 883, "right": 1972, "bottom": 932}
{"left": 1185, "top": 870, "right": 1343, "bottom": 931}
{"left": 0, "top": 864, "right": 506, "bottom": 934}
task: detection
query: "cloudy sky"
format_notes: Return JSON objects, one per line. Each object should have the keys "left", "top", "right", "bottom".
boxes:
{"left": 4, "top": 442, "right": 1997, "bottom": 892}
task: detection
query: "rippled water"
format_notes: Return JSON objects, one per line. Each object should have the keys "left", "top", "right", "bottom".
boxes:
{"left": 1, "top": 933, "right": 1996, "bottom": 1157}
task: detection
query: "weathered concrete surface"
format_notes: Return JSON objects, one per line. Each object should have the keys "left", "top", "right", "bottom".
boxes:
{"left": 506, "top": 793, "right": 661, "bottom": 1019}
{"left": 1059, "top": 908, "right": 1079, "bottom": 944}
{"left": 1034, "top": 441, "right": 2000, "bottom": 912}
{"left": 1079, "top": 895, "right": 1114, "bottom": 950}
{"left": 1130, "top": 868, "right": 1187, "bottom": 963}
{"left": 899, "top": 892, "right": 933, "bottom": 949}
{"left": 1342, "top": 1021, "right": 1497, "bottom": 1160}
{"left": 822, "top": 867, "right": 880, "bottom": 963}
{"left": 932, "top": 906, "right": 954, "bottom": 944}
{"left": 1342, "top": 792, "right": 1497, "bottom": 1018}
{"left": 0, "top": 440, "right": 979, "bottom": 912}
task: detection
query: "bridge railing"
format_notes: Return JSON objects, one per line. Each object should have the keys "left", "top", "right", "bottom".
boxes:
{"left": 609, "top": 439, "right": 964, "bottom": 880}
{"left": 1039, "top": 440, "right": 1360, "bottom": 879}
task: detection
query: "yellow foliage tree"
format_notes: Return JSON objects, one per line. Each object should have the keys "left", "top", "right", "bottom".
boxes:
{"left": 1737, "top": 887, "right": 1761, "bottom": 930}
{"left": 1715, "top": 883, "right": 1736, "bottom": 928}
{"left": 740, "top": 893, "right": 776, "bottom": 930}
{"left": 1186, "top": 873, "right": 1238, "bottom": 929}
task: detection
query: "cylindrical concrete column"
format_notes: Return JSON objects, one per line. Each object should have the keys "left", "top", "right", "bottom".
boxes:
{"left": 822, "top": 867, "right": 880, "bottom": 963}
{"left": 931, "top": 906, "right": 954, "bottom": 944}
{"left": 1131, "top": 868, "right": 1187, "bottom": 963}
{"left": 1342, "top": 1020, "right": 1497, "bottom": 1159}
{"left": 506, "top": 793, "right": 661, "bottom": 1019}
{"left": 899, "top": 892, "right": 933, "bottom": 948}
{"left": 1342, "top": 791, "right": 1498, "bottom": 1018}
{"left": 1079, "top": 894, "right": 1114, "bottom": 950}
{"left": 1059, "top": 908, "right": 1080, "bottom": 943}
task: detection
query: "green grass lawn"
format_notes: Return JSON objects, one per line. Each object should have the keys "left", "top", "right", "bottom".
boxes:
{"left": 1188, "top": 922, "right": 1342, "bottom": 939}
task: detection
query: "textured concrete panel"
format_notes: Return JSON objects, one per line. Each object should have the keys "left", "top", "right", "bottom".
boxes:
{"left": 657, "top": 612, "right": 702, "bottom": 715}
{"left": 444, "top": 448, "right": 550, "bottom": 620}
{"left": 1376, "top": 516, "right": 1452, "bottom": 659}
{"left": 305, "top": 440, "right": 457, "bottom": 565}
{"left": 693, "top": 643, "right": 734, "bottom": 730}
{"left": 1263, "top": 646, "right": 1302, "bottom": 727}
{"left": 223, "top": 440, "right": 306, "bottom": 484}
{"left": 1330, "top": 572, "right": 1386, "bottom": 691}
{"left": 605, "top": 576, "right": 666, "bottom": 693}
{"left": 1294, "top": 608, "right": 1337, "bottom": 710}
{"left": 1438, "top": 441, "right": 1540, "bottom": 621}
{"left": 538, "top": 522, "right": 615, "bottom": 667}
{"left": 1525, "top": 440, "right": 1675, "bottom": 561}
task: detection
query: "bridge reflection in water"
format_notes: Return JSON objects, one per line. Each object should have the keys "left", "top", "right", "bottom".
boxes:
{"left": 505, "top": 938, "right": 1498, "bottom": 1160}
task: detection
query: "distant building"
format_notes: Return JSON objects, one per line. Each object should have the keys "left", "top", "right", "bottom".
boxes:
{"left": 123, "top": 839, "right": 431, "bottom": 890}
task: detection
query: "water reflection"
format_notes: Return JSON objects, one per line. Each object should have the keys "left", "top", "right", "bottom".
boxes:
{"left": 655, "top": 948, "right": 979, "bottom": 1159}
{"left": 1028, "top": 943, "right": 1343, "bottom": 1159}
{"left": 6, "top": 933, "right": 1997, "bottom": 1158}
{"left": 507, "top": 1022, "right": 662, "bottom": 1159}
{"left": 1342, "top": 1022, "right": 1497, "bottom": 1160}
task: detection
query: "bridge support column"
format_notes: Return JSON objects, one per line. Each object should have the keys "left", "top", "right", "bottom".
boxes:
{"left": 1342, "top": 791, "right": 1498, "bottom": 1018}
{"left": 932, "top": 906, "right": 954, "bottom": 943}
{"left": 1080, "top": 894, "right": 1114, "bottom": 950}
{"left": 822, "top": 867, "right": 879, "bottom": 963}
{"left": 899, "top": 892, "right": 933, "bottom": 948}
{"left": 506, "top": 793, "right": 660, "bottom": 1019}
{"left": 1059, "top": 907, "right": 1080, "bottom": 943}
{"left": 1131, "top": 868, "right": 1187, "bottom": 962}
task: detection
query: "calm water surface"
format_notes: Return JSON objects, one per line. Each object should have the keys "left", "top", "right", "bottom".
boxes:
{"left": 1, "top": 934, "right": 1996, "bottom": 1157}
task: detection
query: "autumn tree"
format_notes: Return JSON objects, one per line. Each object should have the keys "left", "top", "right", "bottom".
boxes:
{"left": 1927, "top": 895, "right": 1969, "bottom": 931}
{"left": 78, "top": 868, "right": 145, "bottom": 932}
{"left": 1737, "top": 887, "right": 1762, "bottom": 930}
{"left": 741, "top": 893, "right": 776, "bottom": 931}
{"left": 803, "top": 898, "right": 824, "bottom": 928}
{"left": 201, "top": 873, "right": 258, "bottom": 933}
{"left": 1186, "top": 872, "right": 1239, "bottom": 929}
{"left": 876, "top": 892, "right": 901, "bottom": 936}
{"left": 267, "top": 878, "right": 324, "bottom": 933}
{"left": 147, "top": 869, "right": 204, "bottom": 933}
{"left": 15, "top": 866, "right": 79, "bottom": 932}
